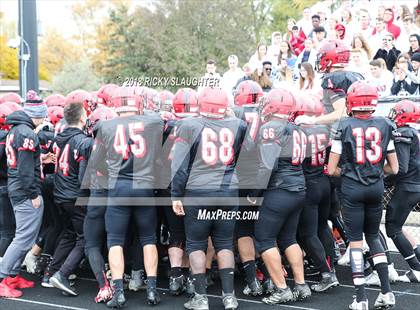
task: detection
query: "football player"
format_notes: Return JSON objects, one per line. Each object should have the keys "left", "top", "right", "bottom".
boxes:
{"left": 91, "top": 86, "right": 164, "bottom": 307}
{"left": 0, "top": 91, "right": 47, "bottom": 298}
{"left": 249, "top": 88, "right": 311, "bottom": 305}
{"left": 171, "top": 87, "right": 247, "bottom": 310}
{"left": 232, "top": 80, "right": 267, "bottom": 296}
{"left": 295, "top": 93, "right": 340, "bottom": 292}
{"left": 0, "top": 102, "right": 21, "bottom": 257}
{"left": 48, "top": 100, "right": 92, "bottom": 296}
{"left": 328, "top": 81, "right": 398, "bottom": 309}
{"left": 83, "top": 106, "right": 117, "bottom": 303}
{"left": 158, "top": 88, "right": 198, "bottom": 296}
{"left": 386, "top": 100, "right": 420, "bottom": 282}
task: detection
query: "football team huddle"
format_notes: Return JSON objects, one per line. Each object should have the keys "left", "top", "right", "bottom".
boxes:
{"left": 0, "top": 39, "right": 419, "bottom": 310}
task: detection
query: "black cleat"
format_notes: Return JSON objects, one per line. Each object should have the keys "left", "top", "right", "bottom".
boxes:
{"left": 311, "top": 272, "right": 339, "bottom": 292}
{"left": 106, "top": 289, "right": 126, "bottom": 308}
{"left": 243, "top": 278, "right": 263, "bottom": 296}
{"left": 185, "top": 276, "right": 195, "bottom": 296}
{"left": 169, "top": 275, "right": 185, "bottom": 296}
{"left": 49, "top": 271, "right": 78, "bottom": 296}
{"left": 262, "top": 278, "right": 275, "bottom": 295}
{"left": 147, "top": 288, "right": 161, "bottom": 306}
{"left": 292, "top": 283, "right": 311, "bottom": 301}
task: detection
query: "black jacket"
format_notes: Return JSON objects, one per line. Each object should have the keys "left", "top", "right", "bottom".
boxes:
{"left": 6, "top": 110, "right": 42, "bottom": 203}
{"left": 53, "top": 127, "right": 92, "bottom": 204}
{"left": 373, "top": 47, "right": 401, "bottom": 71}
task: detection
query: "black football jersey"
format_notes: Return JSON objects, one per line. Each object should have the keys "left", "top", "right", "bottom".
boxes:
{"left": 321, "top": 71, "right": 364, "bottom": 113}
{"left": 92, "top": 113, "right": 164, "bottom": 188}
{"left": 331, "top": 116, "right": 396, "bottom": 185}
{"left": 0, "top": 129, "right": 8, "bottom": 185}
{"left": 53, "top": 127, "right": 93, "bottom": 204}
{"left": 255, "top": 119, "right": 306, "bottom": 193}
{"left": 5, "top": 110, "right": 42, "bottom": 202}
{"left": 171, "top": 116, "right": 248, "bottom": 198}
{"left": 301, "top": 124, "right": 330, "bottom": 178}
{"left": 156, "top": 119, "right": 177, "bottom": 189}
{"left": 233, "top": 105, "right": 260, "bottom": 190}
{"left": 393, "top": 126, "right": 420, "bottom": 192}
{"left": 38, "top": 128, "right": 55, "bottom": 175}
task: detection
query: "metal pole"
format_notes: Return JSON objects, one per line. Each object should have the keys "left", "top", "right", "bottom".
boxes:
{"left": 19, "top": 0, "right": 39, "bottom": 97}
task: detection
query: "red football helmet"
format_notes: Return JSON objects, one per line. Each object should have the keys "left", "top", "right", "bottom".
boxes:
{"left": 110, "top": 86, "right": 143, "bottom": 114}
{"left": 143, "top": 88, "right": 159, "bottom": 111}
{"left": 346, "top": 81, "right": 378, "bottom": 115}
{"left": 198, "top": 87, "right": 229, "bottom": 118}
{"left": 0, "top": 101, "right": 22, "bottom": 128}
{"left": 260, "top": 88, "right": 297, "bottom": 121}
{"left": 389, "top": 100, "right": 420, "bottom": 127}
{"left": 66, "top": 89, "right": 94, "bottom": 115}
{"left": 87, "top": 106, "right": 117, "bottom": 135}
{"left": 154, "top": 90, "right": 174, "bottom": 112}
{"left": 173, "top": 88, "right": 199, "bottom": 118}
{"left": 315, "top": 39, "right": 350, "bottom": 73}
{"left": 97, "top": 84, "right": 118, "bottom": 106}
{"left": 234, "top": 80, "right": 264, "bottom": 107}
{"left": 0, "top": 92, "right": 23, "bottom": 104}
{"left": 47, "top": 106, "right": 64, "bottom": 126}
{"left": 45, "top": 94, "right": 66, "bottom": 107}
{"left": 295, "top": 93, "right": 324, "bottom": 117}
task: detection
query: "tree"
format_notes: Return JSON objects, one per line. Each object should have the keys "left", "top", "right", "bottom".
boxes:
{"left": 0, "top": 35, "right": 19, "bottom": 79}
{"left": 269, "top": 0, "right": 319, "bottom": 34}
{"left": 96, "top": 0, "right": 262, "bottom": 88}
{"left": 52, "top": 57, "right": 101, "bottom": 94}
{"left": 39, "top": 28, "right": 81, "bottom": 79}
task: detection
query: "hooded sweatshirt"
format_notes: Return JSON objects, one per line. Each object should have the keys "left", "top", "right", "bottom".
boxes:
{"left": 53, "top": 126, "right": 92, "bottom": 204}
{"left": 373, "top": 10, "right": 401, "bottom": 40}
{"left": 5, "top": 110, "right": 42, "bottom": 204}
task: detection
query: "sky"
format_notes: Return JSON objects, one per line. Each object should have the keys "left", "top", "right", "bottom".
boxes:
{"left": 0, "top": 0, "right": 151, "bottom": 39}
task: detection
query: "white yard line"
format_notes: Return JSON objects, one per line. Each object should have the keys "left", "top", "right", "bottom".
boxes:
{"left": 5, "top": 298, "right": 89, "bottom": 310}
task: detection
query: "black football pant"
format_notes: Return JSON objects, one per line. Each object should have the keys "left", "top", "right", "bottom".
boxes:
{"left": 48, "top": 202, "right": 86, "bottom": 277}
{"left": 0, "top": 185, "right": 15, "bottom": 256}
{"left": 106, "top": 180, "right": 156, "bottom": 248}
{"left": 255, "top": 188, "right": 305, "bottom": 254}
{"left": 183, "top": 189, "right": 238, "bottom": 254}
{"left": 36, "top": 174, "right": 63, "bottom": 256}
{"left": 385, "top": 187, "right": 420, "bottom": 263}
{"left": 298, "top": 176, "right": 332, "bottom": 273}
{"left": 341, "top": 177, "right": 384, "bottom": 242}
{"left": 84, "top": 190, "right": 108, "bottom": 287}
{"left": 159, "top": 189, "right": 185, "bottom": 248}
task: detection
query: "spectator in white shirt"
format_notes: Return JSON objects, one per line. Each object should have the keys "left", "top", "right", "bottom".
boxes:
{"left": 267, "top": 32, "right": 282, "bottom": 65}
{"left": 347, "top": 48, "right": 372, "bottom": 78}
{"left": 371, "top": 18, "right": 388, "bottom": 53}
{"left": 357, "top": 9, "right": 374, "bottom": 40}
{"left": 249, "top": 43, "right": 269, "bottom": 72}
{"left": 297, "top": 7, "right": 313, "bottom": 37}
{"left": 221, "top": 55, "right": 244, "bottom": 105}
{"left": 198, "top": 59, "right": 221, "bottom": 93}
{"left": 369, "top": 58, "right": 394, "bottom": 97}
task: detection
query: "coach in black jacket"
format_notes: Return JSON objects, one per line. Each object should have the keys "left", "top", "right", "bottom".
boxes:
{"left": 0, "top": 91, "right": 47, "bottom": 298}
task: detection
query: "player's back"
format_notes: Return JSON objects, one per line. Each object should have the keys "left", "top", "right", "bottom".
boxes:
{"left": 335, "top": 116, "right": 395, "bottom": 185}
{"left": 233, "top": 105, "right": 260, "bottom": 190}
{"left": 301, "top": 124, "right": 329, "bottom": 179}
{"left": 183, "top": 116, "right": 247, "bottom": 190}
{"left": 97, "top": 113, "right": 164, "bottom": 188}
{"left": 394, "top": 125, "right": 420, "bottom": 191}
{"left": 258, "top": 119, "right": 305, "bottom": 192}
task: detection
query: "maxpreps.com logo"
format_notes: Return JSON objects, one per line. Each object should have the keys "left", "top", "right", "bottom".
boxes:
{"left": 197, "top": 209, "right": 259, "bottom": 221}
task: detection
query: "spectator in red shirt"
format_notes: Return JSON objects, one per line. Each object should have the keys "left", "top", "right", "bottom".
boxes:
{"left": 382, "top": 8, "right": 401, "bottom": 39}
